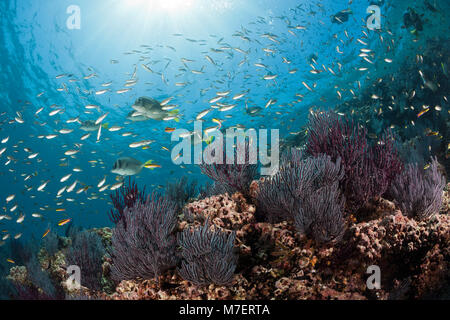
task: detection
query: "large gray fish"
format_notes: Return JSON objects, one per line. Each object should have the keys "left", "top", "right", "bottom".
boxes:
{"left": 111, "top": 157, "right": 155, "bottom": 176}
{"left": 131, "top": 97, "right": 179, "bottom": 121}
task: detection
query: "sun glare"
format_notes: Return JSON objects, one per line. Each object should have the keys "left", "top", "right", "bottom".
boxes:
{"left": 125, "top": 0, "right": 195, "bottom": 14}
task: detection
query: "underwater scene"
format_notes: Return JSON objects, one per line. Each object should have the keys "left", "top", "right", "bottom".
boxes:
{"left": 0, "top": 0, "right": 449, "bottom": 302}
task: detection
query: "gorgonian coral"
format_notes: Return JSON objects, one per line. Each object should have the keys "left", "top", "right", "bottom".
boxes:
{"left": 200, "top": 140, "right": 258, "bottom": 198}
{"left": 178, "top": 218, "right": 237, "bottom": 286}
{"left": 42, "top": 232, "right": 59, "bottom": 257}
{"left": 306, "top": 111, "right": 402, "bottom": 211}
{"left": 110, "top": 193, "right": 178, "bottom": 282}
{"left": 166, "top": 176, "right": 199, "bottom": 211}
{"left": 293, "top": 182, "right": 346, "bottom": 243}
{"left": 66, "top": 230, "right": 105, "bottom": 291}
{"left": 256, "top": 149, "right": 344, "bottom": 223}
{"left": 256, "top": 149, "right": 346, "bottom": 243}
{"left": 13, "top": 255, "right": 65, "bottom": 300}
{"left": 108, "top": 178, "right": 147, "bottom": 225}
{"left": 390, "top": 157, "right": 445, "bottom": 219}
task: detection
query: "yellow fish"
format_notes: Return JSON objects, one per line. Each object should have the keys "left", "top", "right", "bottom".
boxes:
{"left": 417, "top": 108, "right": 429, "bottom": 118}
{"left": 144, "top": 164, "right": 161, "bottom": 169}
{"left": 42, "top": 229, "right": 50, "bottom": 238}
{"left": 58, "top": 218, "right": 72, "bottom": 226}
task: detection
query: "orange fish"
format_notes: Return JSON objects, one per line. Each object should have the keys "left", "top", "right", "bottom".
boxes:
{"left": 56, "top": 208, "right": 66, "bottom": 212}
{"left": 58, "top": 218, "right": 72, "bottom": 226}
{"left": 417, "top": 108, "right": 429, "bottom": 118}
{"left": 165, "top": 127, "right": 176, "bottom": 133}
{"left": 6, "top": 259, "right": 15, "bottom": 264}
{"left": 426, "top": 130, "right": 439, "bottom": 136}
{"left": 42, "top": 229, "right": 50, "bottom": 238}
{"left": 172, "top": 153, "right": 181, "bottom": 161}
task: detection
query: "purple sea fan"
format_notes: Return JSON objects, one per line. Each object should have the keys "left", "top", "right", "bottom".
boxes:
{"left": 178, "top": 218, "right": 237, "bottom": 286}
{"left": 306, "top": 111, "right": 368, "bottom": 171}
{"left": 389, "top": 157, "right": 445, "bottom": 219}
{"left": 372, "top": 129, "right": 404, "bottom": 185}
{"left": 200, "top": 140, "right": 258, "bottom": 198}
{"left": 110, "top": 193, "right": 178, "bottom": 282}
{"left": 306, "top": 111, "right": 403, "bottom": 211}
{"left": 66, "top": 230, "right": 105, "bottom": 291}
{"left": 293, "top": 182, "right": 346, "bottom": 244}
{"left": 108, "top": 178, "right": 147, "bottom": 225}
{"left": 256, "top": 149, "right": 344, "bottom": 222}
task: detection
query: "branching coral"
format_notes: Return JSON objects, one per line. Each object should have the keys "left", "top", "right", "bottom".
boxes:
{"left": 110, "top": 193, "right": 178, "bottom": 282}
{"left": 390, "top": 157, "right": 445, "bottom": 219}
{"left": 66, "top": 230, "right": 105, "bottom": 291}
{"left": 108, "top": 178, "right": 147, "bottom": 225}
{"left": 178, "top": 218, "right": 237, "bottom": 286}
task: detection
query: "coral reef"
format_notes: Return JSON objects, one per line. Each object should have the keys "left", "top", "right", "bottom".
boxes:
{"left": 4, "top": 185, "right": 449, "bottom": 300}
{"left": 103, "top": 189, "right": 449, "bottom": 300}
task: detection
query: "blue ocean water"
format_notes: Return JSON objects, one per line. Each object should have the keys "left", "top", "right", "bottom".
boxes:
{"left": 0, "top": 0, "right": 448, "bottom": 247}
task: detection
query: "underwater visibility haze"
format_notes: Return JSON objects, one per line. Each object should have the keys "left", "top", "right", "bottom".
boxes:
{"left": 0, "top": 0, "right": 449, "bottom": 301}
